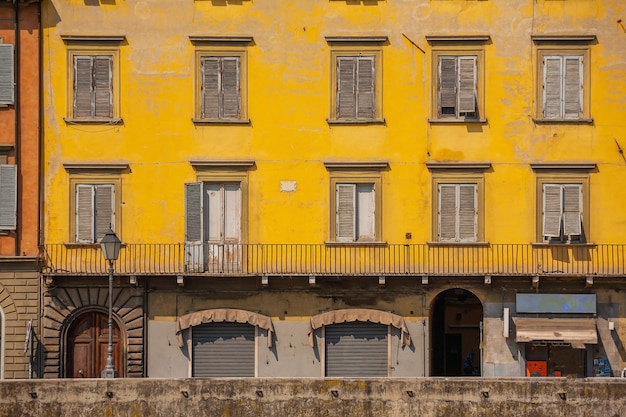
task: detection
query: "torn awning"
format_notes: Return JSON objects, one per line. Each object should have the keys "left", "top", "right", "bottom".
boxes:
{"left": 308, "top": 308, "right": 411, "bottom": 348}
{"left": 513, "top": 317, "right": 597, "bottom": 349}
{"left": 175, "top": 308, "right": 275, "bottom": 348}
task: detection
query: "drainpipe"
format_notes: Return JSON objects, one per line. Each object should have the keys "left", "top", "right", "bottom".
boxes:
{"left": 12, "top": 0, "right": 20, "bottom": 257}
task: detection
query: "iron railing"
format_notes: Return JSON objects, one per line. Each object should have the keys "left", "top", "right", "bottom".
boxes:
{"left": 41, "top": 243, "right": 626, "bottom": 277}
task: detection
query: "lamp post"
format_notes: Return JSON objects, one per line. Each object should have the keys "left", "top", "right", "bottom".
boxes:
{"left": 100, "top": 227, "right": 121, "bottom": 378}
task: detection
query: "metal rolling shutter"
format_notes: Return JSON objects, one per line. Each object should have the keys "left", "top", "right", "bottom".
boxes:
{"left": 192, "top": 322, "right": 255, "bottom": 377}
{"left": 325, "top": 322, "right": 388, "bottom": 377}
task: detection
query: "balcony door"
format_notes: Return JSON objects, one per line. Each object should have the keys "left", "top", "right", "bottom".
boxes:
{"left": 66, "top": 311, "right": 121, "bottom": 378}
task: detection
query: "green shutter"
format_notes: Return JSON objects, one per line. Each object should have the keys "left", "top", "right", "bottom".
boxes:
{"left": 201, "top": 57, "right": 220, "bottom": 119}
{"left": 356, "top": 56, "right": 375, "bottom": 119}
{"left": 458, "top": 56, "right": 477, "bottom": 114}
{"left": 0, "top": 44, "right": 14, "bottom": 106}
{"left": 543, "top": 184, "right": 563, "bottom": 238}
{"left": 336, "top": 183, "right": 356, "bottom": 242}
{"left": 0, "top": 164, "right": 17, "bottom": 230}
{"left": 337, "top": 57, "right": 356, "bottom": 119}
{"left": 76, "top": 184, "right": 94, "bottom": 243}
{"left": 221, "top": 57, "right": 241, "bottom": 119}
{"left": 438, "top": 56, "right": 457, "bottom": 117}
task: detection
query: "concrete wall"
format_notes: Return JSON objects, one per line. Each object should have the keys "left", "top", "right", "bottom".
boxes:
{"left": 2, "top": 378, "right": 626, "bottom": 417}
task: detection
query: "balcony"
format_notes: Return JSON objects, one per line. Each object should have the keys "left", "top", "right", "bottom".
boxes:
{"left": 41, "top": 243, "right": 626, "bottom": 278}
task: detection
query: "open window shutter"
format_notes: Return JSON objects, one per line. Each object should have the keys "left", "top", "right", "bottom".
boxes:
{"left": 438, "top": 184, "right": 457, "bottom": 242}
{"left": 223, "top": 183, "right": 241, "bottom": 242}
{"left": 76, "top": 184, "right": 94, "bottom": 243}
{"left": 221, "top": 57, "right": 241, "bottom": 119}
{"left": 0, "top": 44, "right": 14, "bottom": 106}
{"left": 458, "top": 56, "right": 477, "bottom": 114}
{"left": 74, "top": 56, "right": 94, "bottom": 118}
{"left": 337, "top": 57, "right": 356, "bottom": 119}
{"left": 543, "top": 184, "right": 563, "bottom": 238}
{"left": 458, "top": 184, "right": 477, "bottom": 242}
{"left": 201, "top": 57, "right": 220, "bottom": 119}
{"left": 205, "top": 183, "right": 223, "bottom": 242}
{"left": 0, "top": 165, "right": 17, "bottom": 230}
{"left": 356, "top": 183, "right": 375, "bottom": 241}
{"left": 94, "top": 185, "right": 114, "bottom": 241}
{"left": 563, "top": 184, "right": 582, "bottom": 236}
{"left": 356, "top": 56, "right": 375, "bottom": 119}
{"left": 336, "top": 183, "right": 356, "bottom": 242}
{"left": 93, "top": 56, "right": 112, "bottom": 118}
{"left": 185, "top": 182, "right": 204, "bottom": 273}
{"left": 563, "top": 56, "right": 583, "bottom": 119}
{"left": 543, "top": 56, "right": 562, "bottom": 119}
{"left": 439, "top": 57, "right": 457, "bottom": 116}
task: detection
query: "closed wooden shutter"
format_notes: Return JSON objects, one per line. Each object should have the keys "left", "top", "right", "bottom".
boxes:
{"left": 74, "top": 56, "right": 94, "bottom": 118}
{"left": 439, "top": 56, "right": 457, "bottom": 117}
{"left": 221, "top": 57, "right": 241, "bottom": 119}
{"left": 356, "top": 183, "right": 375, "bottom": 241}
{"left": 325, "top": 322, "right": 388, "bottom": 377}
{"left": 201, "top": 57, "right": 220, "bottom": 119}
{"left": 356, "top": 56, "right": 375, "bottom": 119}
{"left": 336, "top": 183, "right": 356, "bottom": 242}
{"left": 76, "top": 184, "right": 94, "bottom": 243}
{"left": 563, "top": 56, "right": 583, "bottom": 119}
{"left": 458, "top": 184, "right": 477, "bottom": 242}
{"left": 192, "top": 322, "right": 255, "bottom": 377}
{"left": 337, "top": 57, "right": 356, "bottom": 119}
{"left": 543, "top": 184, "right": 563, "bottom": 238}
{"left": 94, "top": 185, "right": 114, "bottom": 241}
{"left": 73, "top": 55, "right": 112, "bottom": 118}
{"left": 0, "top": 44, "right": 14, "bottom": 106}
{"left": 563, "top": 184, "right": 582, "bottom": 236}
{"left": 543, "top": 56, "right": 563, "bottom": 119}
{"left": 458, "top": 56, "right": 477, "bottom": 114}
{"left": 0, "top": 165, "right": 17, "bottom": 230}
{"left": 93, "top": 56, "right": 112, "bottom": 118}
{"left": 184, "top": 182, "right": 204, "bottom": 272}
{"left": 438, "top": 184, "right": 457, "bottom": 241}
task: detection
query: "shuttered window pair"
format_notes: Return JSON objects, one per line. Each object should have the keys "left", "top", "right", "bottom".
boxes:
{"left": 438, "top": 183, "right": 478, "bottom": 242}
{"left": 75, "top": 184, "right": 115, "bottom": 243}
{"left": 0, "top": 165, "right": 17, "bottom": 230}
{"left": 0, "top": 44, "right": 14, "bottom": 106}
{"left": 335, "top": 56, "right": 376, "bottom": 120}
{"left": 200, "top": 56, "right": 241, "bottom": 120}
{"left": 73, "top": 55, "right": 113, "bottom": 119}
{"left": 542, "top": 183, "right": 582, "bottom": 241}
{"left": 437, "top": 56, "right": 478, "bottom": 119}
{"left": 335, "top": 183, "right": 375, "bottom": 242}
{"left": 542, "top": 55, "right": 583, "bottom": 119}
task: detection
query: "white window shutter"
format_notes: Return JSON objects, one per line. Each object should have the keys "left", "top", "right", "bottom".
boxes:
{"left": 0, "top": 164, "right": 17, "bottom": 230}
{"left": 206, "top": 183, "right": 223, "bottom": 242}
{"left": 438, "top": 184, "right": 457, "bottom": 242}
{"left": 184, "top": 182, "right": 204, "bottom": 243}
{"left": 93, "top": 56, "right": 113, "bottom": 118}
{"left": 201, "top": 57, "right": 220, "bottom": 119}
{"left": 337, "top": 57, "right": 356, "bottom": 119}
{"left": 458, "top": 184, "right": 478, "bottom": 242}
{"left": 336, "top": 183, "right": 356, "bottom": 242}
{"left": 458, "top": 56, "right": 477, "bottom": 114}
{"left": 563, "top": 56, "right": 583, "bottom": 119}
{"left": 0, "top": 44, "right": 14, "bottom": 106}
{"left": 356, "top": 183, "right": 375, "bottom": 241}
{"left": 74, "top": 56, "right": 94, "bottom": 118}
{"left": 94, "top": 184, "right": 114, "bottom": 242}
{"left": 221, "top": 57, "right": 241, "bottom": 119}
{"left": 562, "top": 184, "right": 582, "bottom": 236}
{"left": 543, "top": 56, "right": 563, "bottom": 119}
{"left": 76, "top": 184, "right": 94, "bottom": 243}
{"left": 438, "top": 56, "right": 457, "bottom": 116}
{"left": 543, "top": 184, "right": 563, "bottom": 238}
{"left": 356, "top": 56, "right": 375, "bottom": 119}
{"left": 223, "top": 183, "right": 241, "bottom": 242}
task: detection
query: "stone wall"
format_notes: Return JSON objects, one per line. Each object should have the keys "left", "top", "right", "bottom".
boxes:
{"left": 1, "top": 378, "right": 625, "bottom": 417}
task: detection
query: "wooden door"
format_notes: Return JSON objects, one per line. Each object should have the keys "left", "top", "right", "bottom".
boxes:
{"left": 67, "top": 311, "right": 121, "bottom": 378}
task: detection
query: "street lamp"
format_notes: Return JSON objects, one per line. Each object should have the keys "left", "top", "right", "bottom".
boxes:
{"left": 100, "top": 227, "right": 121, "bottom": 378}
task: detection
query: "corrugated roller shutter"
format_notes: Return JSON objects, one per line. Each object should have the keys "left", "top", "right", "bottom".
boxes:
{"left": 192, "top": 322, "right": 255, "bottom": 377}
{"left": 325, "top": 322, "right": 388, "bottom": 377}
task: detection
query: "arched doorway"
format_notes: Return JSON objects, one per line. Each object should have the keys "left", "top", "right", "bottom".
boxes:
{"left": 66, "top": 311, "right": 122, "bottom": 378}
{"left": 431, "top": 288, "right": 483, "bottom": 376}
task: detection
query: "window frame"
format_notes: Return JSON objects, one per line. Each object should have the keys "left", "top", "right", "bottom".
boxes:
{"left": 327, "top": 38, "right": 385, "bottom": 124}
{"left": 63, "top": 37, "right": 122, "bottom": 124}
{"left": 533, "top": 37, "right": 593, "bottom": 123}
{"left": 427, "top": 36, "right": 487, "bottom": 123}
{"left": 69, "top": 176, "right": 121, "bottom": 244}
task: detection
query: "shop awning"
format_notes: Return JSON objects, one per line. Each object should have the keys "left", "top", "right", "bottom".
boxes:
{"left": 513, "top": 317, "right": 597, "bottom": 349}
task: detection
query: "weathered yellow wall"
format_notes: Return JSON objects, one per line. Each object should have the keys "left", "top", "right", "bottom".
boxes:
{"left": 42, "top": 0, "right": 626, "bottom": 246}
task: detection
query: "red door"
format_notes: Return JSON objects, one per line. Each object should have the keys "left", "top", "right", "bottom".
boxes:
{"left": 67, "top": 311, "right": 122, "bottom": 378}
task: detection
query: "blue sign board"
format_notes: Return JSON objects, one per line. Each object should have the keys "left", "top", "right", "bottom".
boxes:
{"left": 516, "top": 293, "right": 596, "bottom": 314}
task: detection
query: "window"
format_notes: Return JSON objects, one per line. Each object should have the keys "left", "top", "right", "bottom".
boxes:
{"left": 0, "top": 44, "right": 14, "bottom": 106}
{"left": 427, "top": 36, "right": 487, "bottom": 122}
{"left": 325, "top": 162, "right": 387, "bottom": 243}
{"left": 191, "top": 36, "right": 251, "bottom": 123}
{"left": 327, "top": 37, "right": 385, "bottom": 123}
{"left": 533, "top": 164, "right": 592, "bottom": 244}
{"left": 62, "top": 35, "right": 123, "bottom": 123}
{"left": 0, "top": 164, "right": 17, "bottom": 231}
{"left": 533, "top": 36, "right": 594, "bottom": 122}
{"left": 427, "top": 163, "right": 489, "bottom": 243}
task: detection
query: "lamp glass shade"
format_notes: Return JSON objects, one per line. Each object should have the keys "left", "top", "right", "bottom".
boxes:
{"left": 100, "top": 228, "right": 121, "bottom": 261}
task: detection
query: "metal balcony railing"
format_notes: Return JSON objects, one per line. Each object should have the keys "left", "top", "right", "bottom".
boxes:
{"left": 41, "top": 243, "right": 626, "bottom": 278}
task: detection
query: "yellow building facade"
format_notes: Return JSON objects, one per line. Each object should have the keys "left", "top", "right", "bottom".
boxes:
{"left": 41, "top": 0, "right": 626, "bottom": 379}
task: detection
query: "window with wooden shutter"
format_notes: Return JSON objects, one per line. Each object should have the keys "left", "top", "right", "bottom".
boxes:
{"left": 542, "top": 55, "right": 583, "bottom": 119}
{"left": 542, "top": 183, "right": 582, "bottom": 242}
{"left": 75, "top": 184, "right": 115, "bottom": 243}
{"left": 201, "top": 56, "right": 241, "bottom": 120}
{"left": 437, "top": 55, "right": 477, "bottom": 119}
{"left": 0, "top": 164, "right": 17, "bottom": 230}
{"left": 438, "top": 183, "right": 477, "bottom": 242}
{"left": 73, "top": 55, "right": 113, "bottom": 119}
{"left": 0, "top": 44, "right": 14, "bottom": 106}
{"left": 335, "top": 183, "right": 375, "bottom": 242}
{"left": 336, "top": 56, "right": 375, "bottom": 120}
